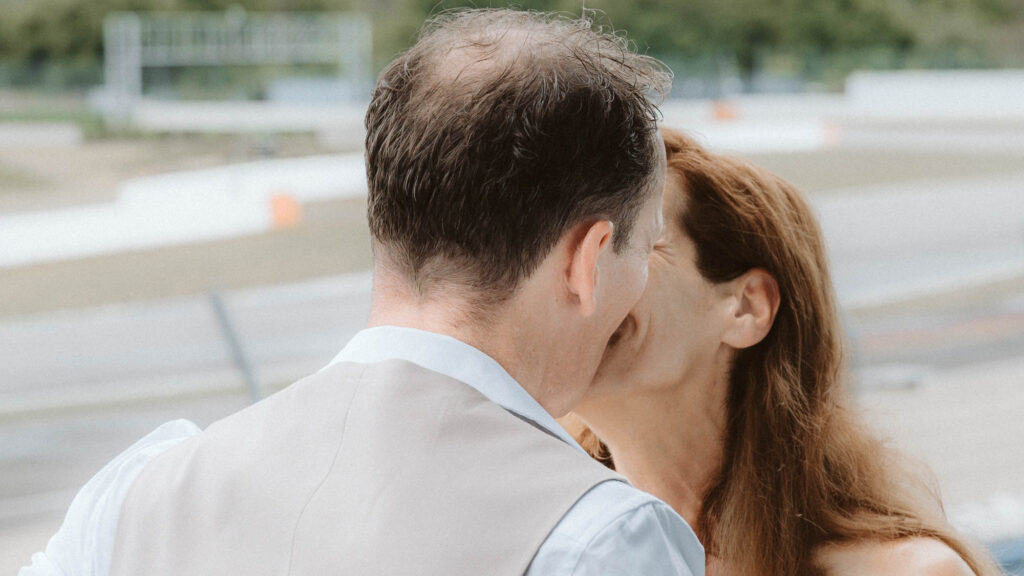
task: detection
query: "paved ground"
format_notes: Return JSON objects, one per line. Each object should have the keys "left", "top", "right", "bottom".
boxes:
{"left": 0, "top": 197, "right": 372, "bottom": 317}
{"left": 3, "top": 149, "right": 1022, "bottom": 318}
{"left": 0, "top": 273, "right": 372, "bottom": 418}
{"left": 0, "top": 133, "right": 341, "bottom": 214}
{"left": 860, "top": 356, "right": 1024, "bottom": 545}
{"left": 750, "top": 147, "right": 1024, "bottom": 195}
{"left": 3, "top": 109, "right": 1024, "bottom": 572}
{"left": 2, "top": 265, "right": 1023, "bottom": 571}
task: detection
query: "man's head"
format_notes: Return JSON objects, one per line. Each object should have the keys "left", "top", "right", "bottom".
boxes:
{"left": 364, "top": 9, "right": 670, "bottom": 415}
{"left": 365, "top": 9, "right": 670, "bottom": 302}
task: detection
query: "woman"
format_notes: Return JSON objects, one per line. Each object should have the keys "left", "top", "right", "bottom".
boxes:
{"left": 564, "top": 127, "right": 1001, "bottom": 575}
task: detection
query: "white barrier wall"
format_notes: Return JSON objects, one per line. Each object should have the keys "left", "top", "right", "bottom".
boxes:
{"left": 0, "top": 154, "right": 367, "bottom": 268}
{"left": 846, "top": 69, "right": 1024, "bottom": 118}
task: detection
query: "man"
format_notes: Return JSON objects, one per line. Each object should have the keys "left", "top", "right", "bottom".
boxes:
{"left": 22, "top": 9, "right": 703, "bottom": 576}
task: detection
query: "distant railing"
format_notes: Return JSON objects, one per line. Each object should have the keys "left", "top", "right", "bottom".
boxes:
{"left": 100, "top": 9, "right": 372, "bottom": 123}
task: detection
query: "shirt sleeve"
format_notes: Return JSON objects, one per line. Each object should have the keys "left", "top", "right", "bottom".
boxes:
{"left": 527, "top": 480, "right": 705, "bottom": 576}
{"left": 18, "top": 420, "right": 201, "bottom": 576}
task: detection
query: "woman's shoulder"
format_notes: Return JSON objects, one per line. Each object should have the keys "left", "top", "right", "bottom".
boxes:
{"left": 813, "top": 537, "right": 975, "bottom": 576}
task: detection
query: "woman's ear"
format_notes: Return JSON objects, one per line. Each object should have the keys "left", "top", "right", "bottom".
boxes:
{"left": 721, "top": 268, "right": 779, "bottom": 350}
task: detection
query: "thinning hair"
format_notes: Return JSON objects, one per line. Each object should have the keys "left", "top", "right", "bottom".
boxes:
{"left": 364, "top": 9, "right": 671, "bottom": 302}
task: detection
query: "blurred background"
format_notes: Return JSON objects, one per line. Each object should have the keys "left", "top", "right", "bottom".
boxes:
{"left": 1, "top": 0, "right": 1023, "bottom": 572}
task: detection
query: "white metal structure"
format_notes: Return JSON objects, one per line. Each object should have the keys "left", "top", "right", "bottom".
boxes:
{"left": 102, "top": 9, "right": 372, "bottom": 124}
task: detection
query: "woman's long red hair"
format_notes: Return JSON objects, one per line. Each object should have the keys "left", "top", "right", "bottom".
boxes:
{"left": 573, "top": 127, "right": 1000, "bottom": 575}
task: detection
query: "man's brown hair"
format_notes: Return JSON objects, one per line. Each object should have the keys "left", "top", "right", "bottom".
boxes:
{"left": 365, "top": 9, "right": 671, "bottom": 300}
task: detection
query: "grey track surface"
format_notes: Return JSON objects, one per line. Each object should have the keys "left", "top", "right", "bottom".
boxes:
{"left": 3, "top": 267, "right": 1021, "bottom": 571}
{"left": 3, "top": 150, "right": 1023, "bottom": 571}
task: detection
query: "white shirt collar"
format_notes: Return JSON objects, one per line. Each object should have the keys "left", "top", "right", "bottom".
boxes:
{"left": 330, "top": 326, "right": 585, "bottom": 452}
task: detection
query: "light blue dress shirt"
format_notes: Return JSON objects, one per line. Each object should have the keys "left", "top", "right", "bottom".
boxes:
{"left": 20, "top": 326, "right": 704, "bottom": 576}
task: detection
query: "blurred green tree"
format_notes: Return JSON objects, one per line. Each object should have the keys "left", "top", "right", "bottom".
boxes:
{"left": 0, "top": 0, "right": 1021, "bottom": 89}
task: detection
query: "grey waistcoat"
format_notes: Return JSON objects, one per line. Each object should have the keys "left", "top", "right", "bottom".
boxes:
{"left": 110, "top": 359, "right": 621, "bottom": 576}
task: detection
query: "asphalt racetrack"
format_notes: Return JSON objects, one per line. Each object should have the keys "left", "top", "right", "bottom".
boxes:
{"left": 2, "top": 126, "right": 1023, "bottom": 572}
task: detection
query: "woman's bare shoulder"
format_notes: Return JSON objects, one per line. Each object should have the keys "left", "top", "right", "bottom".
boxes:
{"left": 813, "top": 537, "right": 975, "bottom": 576}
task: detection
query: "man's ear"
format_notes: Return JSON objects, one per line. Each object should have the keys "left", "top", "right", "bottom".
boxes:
{"left": 721, "top": 268, "right": 780, "bottom": 349}
{"left": 566, "top": 220, "right": 614, "bottom": 317}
